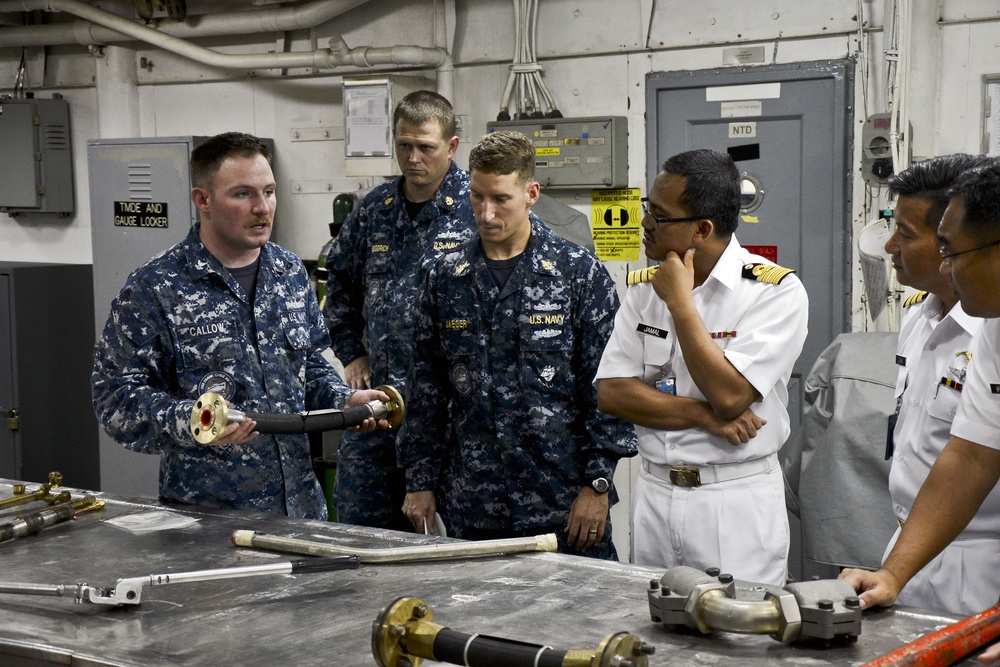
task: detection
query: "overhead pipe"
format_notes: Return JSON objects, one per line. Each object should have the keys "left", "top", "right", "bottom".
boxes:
{"left": 0, "top": 0, "right": 452, "bottom": 81}
{"left": 0, "top": 0, "right": 373, "bottom": 47}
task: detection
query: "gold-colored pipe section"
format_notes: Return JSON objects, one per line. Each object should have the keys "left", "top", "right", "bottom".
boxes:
{"left": 0, "top": 472, "right": 66, "bottom": 511}
{"left": 698, "top": 589, "right": 784, "bottom": 636}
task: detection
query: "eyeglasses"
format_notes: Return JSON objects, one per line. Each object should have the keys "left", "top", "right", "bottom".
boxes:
{"left": 938, "top": 238, "right": 1000, "bottom": 264}
{"left": 640, "top": 197, "right": 705, "bottom": 225}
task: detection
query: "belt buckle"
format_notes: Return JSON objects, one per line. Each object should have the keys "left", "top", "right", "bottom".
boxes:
{"left": 669, "top": 467, "right": 701, "bottom": 487}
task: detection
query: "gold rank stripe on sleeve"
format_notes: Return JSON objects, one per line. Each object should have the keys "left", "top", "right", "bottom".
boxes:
{"left": 626, "top": 266, "right": 658, "bottom": 286}
{"left": 903, "top": 291, "right": 929, "bottom": 308}
{"left": 741, "top": 262, "right": 795, "bottom": 285}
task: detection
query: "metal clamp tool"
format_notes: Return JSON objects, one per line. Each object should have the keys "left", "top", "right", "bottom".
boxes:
{"left": 0, "top": 556, "right": 360, "bottom": 606}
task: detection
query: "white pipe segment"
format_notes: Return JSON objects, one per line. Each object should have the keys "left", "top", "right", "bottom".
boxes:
{"left": 0, "top": 0, "right": 450, "bottom": 75}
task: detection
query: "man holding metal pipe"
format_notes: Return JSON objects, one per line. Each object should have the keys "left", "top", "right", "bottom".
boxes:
{"left": 840, "top": 160, "right": 1000, "bottom": 666}
{"left": 92, "top": 132, "right": 389, "bottom": 521}
{"left": 398, "top": 130, "right": 637, "bottom": 558}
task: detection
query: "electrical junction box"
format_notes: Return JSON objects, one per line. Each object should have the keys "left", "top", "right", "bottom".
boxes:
{"left": 486, "top": 116, "right": 628, "bottom": 189}
{"left": 861, "top": 112, "right": 911, "bottom": 187}
{"left": 0, "top": 94, "right": 74, "bottom": 216}
{"left": 343, "top": 75, "right": 432, "bottom": 177}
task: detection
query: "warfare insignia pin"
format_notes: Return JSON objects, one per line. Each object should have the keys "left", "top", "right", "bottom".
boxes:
{"left": 540, "top": 365, "right": 556, "bottom": 383}
{"left": 451, "top": 363, "right": 472, "bottom": 396}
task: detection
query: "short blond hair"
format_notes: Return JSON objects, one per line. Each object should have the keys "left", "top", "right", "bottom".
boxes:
{"left": 469, "top": 130, "right": 535, "bottom": 184}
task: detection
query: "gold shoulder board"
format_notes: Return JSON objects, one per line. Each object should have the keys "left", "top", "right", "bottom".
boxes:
{"left": 627, "top": 266, "right": 658, "bottom": 286}
{"left": 742, "top": 263, "right": 795, "bottom": 285}
{"left": 903, "top": 291, "right": 928, "bottom": 308}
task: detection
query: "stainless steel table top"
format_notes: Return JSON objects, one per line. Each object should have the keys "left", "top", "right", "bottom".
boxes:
{"left": 0, "top": 480, "right": 982, "bottom": 666}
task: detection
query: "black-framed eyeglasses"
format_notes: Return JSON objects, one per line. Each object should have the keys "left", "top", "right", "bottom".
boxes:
{"left": 640, "top": 197, "right": 705, "bottom": 225}
{"left": 938, "top": 238, "right": 1000, "bottom": 264}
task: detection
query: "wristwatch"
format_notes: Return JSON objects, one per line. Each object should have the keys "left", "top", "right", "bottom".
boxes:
{"left": 590, "top": 477, "right": 610, "bottom": 494}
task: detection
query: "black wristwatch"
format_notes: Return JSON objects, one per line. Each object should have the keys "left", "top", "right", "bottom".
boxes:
{"left": 590, "top": 477, "right": 610, "bottom": 494}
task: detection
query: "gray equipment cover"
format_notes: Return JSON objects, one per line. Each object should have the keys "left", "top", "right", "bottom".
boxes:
{"left": 783, "top": 332, "right": 899, "bottom": 569}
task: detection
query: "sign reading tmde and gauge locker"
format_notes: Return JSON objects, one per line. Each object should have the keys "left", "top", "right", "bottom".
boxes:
{"left": 113, "top": 200, "right": 170, "bottom": 228}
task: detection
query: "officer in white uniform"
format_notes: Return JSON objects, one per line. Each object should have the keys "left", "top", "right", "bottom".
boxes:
{"left": 880, "top": 154, "right": 996, "bottom": 617}
{"left": 841, "top": 160, "right": 1000, "bottom": 666}
{"left": 595, "top": 149, "right": 808, "bottom": 586}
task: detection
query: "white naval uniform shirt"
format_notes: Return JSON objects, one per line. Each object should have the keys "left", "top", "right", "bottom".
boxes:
{"left": 595, "top": 236, "right": 809, "bottom": 466}
{"left": 888, "top": 295, "right": 982, "bottom": 523}
{"left": 953, "top": 317, "right": 1000, "bottom": 457}
{"left": 886, "top": 315, "right": 1000, "bottom": 616}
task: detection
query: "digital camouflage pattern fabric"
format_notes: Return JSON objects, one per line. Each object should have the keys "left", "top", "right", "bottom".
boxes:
{"left": 93, "top": 225, "right": 352, "bottom": 519}
{"left": 399, "top": 215, "right": 637, "bottom": 535}
{"left": 324, "top": 161, "right": 475, "bottom": 528}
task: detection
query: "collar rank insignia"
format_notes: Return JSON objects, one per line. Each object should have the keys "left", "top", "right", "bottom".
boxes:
{"left": 903, "top": 291, "right": 928, "bottom": 308}
{"left": 445, "top": 196, "right": 454, "bottom": 206}
{"left": 541, "top": 259, "right": 554, "bottom": 271}
{"left": 742, "top": 263, "right": 795, "bottom": 285}
{"left": 384, "top": 196, "right": 394, "bottom": 206}
{"left": 627, "top": 266, "right": 658, "bottom": 286}
{"left": 454, "top": 261, "right": 470, "bottom": 275}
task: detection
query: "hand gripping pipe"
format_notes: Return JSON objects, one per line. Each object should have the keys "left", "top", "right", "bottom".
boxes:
{"left": 231, "top": 530, "right": 557, "bottom": 564}
{"left": 190, "top": 385, "right": 405, "bottom": 444}
{"left": 860, "top": 602, "right": 1000, "bottom": 667}
{"left": 648, "top": 566, "right": 863, "bottom": 644}
{"left": 372, "top": 597, "right": 654, "bottom": 667}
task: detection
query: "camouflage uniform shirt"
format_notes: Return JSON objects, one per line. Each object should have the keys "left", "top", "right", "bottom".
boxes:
{"left": 92, "top": 224, "right": 353, "bottom": 519}
{"left": 323, "top": 160, "right": 474, "bottom": 391}
{"left": 399, "top": 215, "right": 638, "bottom": 531}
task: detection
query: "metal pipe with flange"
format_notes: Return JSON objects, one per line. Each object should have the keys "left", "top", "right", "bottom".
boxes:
{"left": 190, "top": 385, "right": 405, "bottom": 444}
{"left": 372, "top": 596, "right": 654, "bottom": 667}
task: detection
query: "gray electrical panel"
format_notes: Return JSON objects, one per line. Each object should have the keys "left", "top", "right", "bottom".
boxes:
{"left": 0, "top": 94, "right": 75, "bottom": 215}
{"left": 486, "top": 116, "right": 628, "bottom": 189}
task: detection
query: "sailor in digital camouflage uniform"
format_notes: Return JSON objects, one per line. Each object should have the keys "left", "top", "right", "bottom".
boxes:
{"left": 323, "top": 91, "right": 475, "bottom": 531}
{"left": 92, "top": 132, "right": 388, "bottom": 520}
{"left": 398, "top": 131, "right": 637, "bottom": 559}
{"left": 595, "top": 149, "right": 808, "bottom": 585}
{"left": 879, "top": 154, "right": 997, "bottom": 617}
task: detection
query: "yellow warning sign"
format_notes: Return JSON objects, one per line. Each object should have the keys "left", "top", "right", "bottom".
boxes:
{"left": 591, "top": 188, "right": 642, "bottom": 262}
{"left": 536, "top": 147, "right": 561, "bottom": 156}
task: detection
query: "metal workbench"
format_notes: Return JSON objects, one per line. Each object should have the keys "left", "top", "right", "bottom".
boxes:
{"left": 0, "top": 480, "right": 983, "bottom": 666}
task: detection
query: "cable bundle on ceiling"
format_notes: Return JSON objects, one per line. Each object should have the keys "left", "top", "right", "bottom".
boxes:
{"left": 496, "top": 0, "right": 561, "bottom": 121}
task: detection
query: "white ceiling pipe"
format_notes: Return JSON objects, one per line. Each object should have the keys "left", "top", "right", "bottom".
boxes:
{"left": 0, "top": 0, "right": 451, "bottom": 75}
{"left": 0, "top": 0, "right": 374, "bottom": 48}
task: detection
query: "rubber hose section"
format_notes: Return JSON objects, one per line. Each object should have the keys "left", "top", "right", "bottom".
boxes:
{"left": 244, "top": 404, "right": 374, "bottom": 434}
{"left": 432, "top": 628, "right": 567, "bottom": 667}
